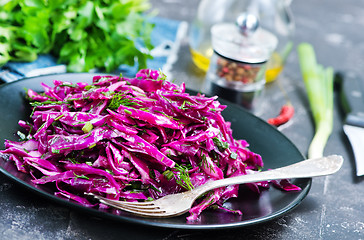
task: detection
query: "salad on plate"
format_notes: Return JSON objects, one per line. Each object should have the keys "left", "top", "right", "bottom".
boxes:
{"left": 0, "top": 69, "right": 300, "bottom": 221}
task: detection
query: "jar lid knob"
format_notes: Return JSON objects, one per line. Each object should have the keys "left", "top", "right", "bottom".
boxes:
{"left": 236, "top": 12, "right": 259, "bottom": 38}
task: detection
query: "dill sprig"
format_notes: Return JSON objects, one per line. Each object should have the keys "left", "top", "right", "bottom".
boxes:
{"left": 213, "top": 137, "right": 229, "bottom": 152}
{"left": 199, "top": 152, "right": 216, "bottom": 173}
{"left": 29, "top": 100, "right": 69, "bottom": 107}
{"left": 163, "top": 164, "right": 194, "bottom": 191}
{"left": 108, "top": 92, "right": 140, "bottom": 110}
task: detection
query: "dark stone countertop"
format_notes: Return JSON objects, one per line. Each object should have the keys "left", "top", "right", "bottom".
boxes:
{"left": 1, "top": 0, "right": 364, "bottom": 239}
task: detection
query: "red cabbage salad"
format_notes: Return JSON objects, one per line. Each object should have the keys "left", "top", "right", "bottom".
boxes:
{"left": 0, "top": 69, "right": 300, "bottom": 221}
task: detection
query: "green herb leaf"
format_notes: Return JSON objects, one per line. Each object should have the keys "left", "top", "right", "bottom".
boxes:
{"left": 0, "top": 0, "right": 154, "bottom": 72}
{"left": 124, "top": 109, "right": 133, "bottom": 115}
{"left": 213, "top": 137, "right": 229, "bottom": 151}
{"left": 163, "top": 164, "right": 194, "bottom": 191}
{"left": 73, "top": 172, "right": 89, "bottom": 180}
{"left": 108, "top": 92, "right": 140, "bottom": 110}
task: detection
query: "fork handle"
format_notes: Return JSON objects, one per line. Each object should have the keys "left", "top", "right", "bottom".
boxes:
{"left": 194, "top": 155, "right": 343, "bottom": 194}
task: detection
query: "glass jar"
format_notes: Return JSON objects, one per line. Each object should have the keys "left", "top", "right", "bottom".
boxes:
{"left": 189, "top": 0, "right": 294, "bottom": 82}
{"left": 258, "top": 0, "right": 295, "bottom": 83}
{"left": 205, "top": 21, "right": 277, "bottom": 111}
{"left": 188, "top": 0, "right": 251, "bottom": 72}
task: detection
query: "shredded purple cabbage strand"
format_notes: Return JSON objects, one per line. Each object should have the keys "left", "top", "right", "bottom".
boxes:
{"left": 0, "top": 69, "right": 300, "bottom": 221}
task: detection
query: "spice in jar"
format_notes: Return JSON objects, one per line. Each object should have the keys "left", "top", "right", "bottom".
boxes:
{"left": 216, "top": 55, "right": 264, "bottom": 84}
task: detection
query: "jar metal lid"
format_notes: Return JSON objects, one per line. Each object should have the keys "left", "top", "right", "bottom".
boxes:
{"left": 211, "top": 22, "right": 278, "bottom": 63}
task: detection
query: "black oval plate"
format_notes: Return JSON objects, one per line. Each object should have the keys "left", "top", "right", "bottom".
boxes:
{"left": 0, "top": 73, "right": 311, "bottom": 229}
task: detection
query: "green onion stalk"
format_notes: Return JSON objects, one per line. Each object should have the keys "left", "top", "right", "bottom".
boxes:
{"left": 297, "top": 43, "right": 334, "bottom": 158}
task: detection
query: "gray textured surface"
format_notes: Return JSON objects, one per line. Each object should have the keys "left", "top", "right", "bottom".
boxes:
{"left": 0, "top": 0, "right": 363, "bottom": 239}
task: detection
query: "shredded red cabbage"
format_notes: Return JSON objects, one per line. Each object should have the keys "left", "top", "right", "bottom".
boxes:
{"left": 0, "top": 69, "right": 300, "bottom": 221}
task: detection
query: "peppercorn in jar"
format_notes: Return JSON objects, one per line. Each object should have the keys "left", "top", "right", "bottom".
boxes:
{"left": 204, "top": 14, "right": 277, "bottom": 112}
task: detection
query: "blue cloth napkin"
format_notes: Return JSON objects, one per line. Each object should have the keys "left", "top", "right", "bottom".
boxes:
{"left": 0, "top": 17, "right": 187, "bottom": 83}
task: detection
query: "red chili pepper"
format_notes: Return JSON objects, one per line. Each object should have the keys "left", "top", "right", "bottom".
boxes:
{"left": 268, "top": 103, "right": 294, "bottom": 126}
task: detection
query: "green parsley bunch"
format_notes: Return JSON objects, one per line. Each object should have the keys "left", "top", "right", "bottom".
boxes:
{"left": 0, "top": 0, "right": 154, "bottom": 72}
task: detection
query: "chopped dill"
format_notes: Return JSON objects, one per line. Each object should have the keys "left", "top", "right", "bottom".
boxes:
{"left": 124, "top": 109, "right": 132, "bottom": 115}
{"left": 213, "top": 137, "right": 229, "bottom": 151}
{"left": 163, "top": 164, "right": 194, "bottom": 191}
{"left": 54, "top": 114, "right": 64, "bottom": 121}
{"left": 108, "top": 92, "right": 140, "bottom": 110}
{"left": 29, "top": 100, "right": 68, "bottom": 107}
{"left": 73, "top": 172, "right": 89, "bottom": 180}
{"left": 199, "top": 153, "right": 215, "bottom": 173}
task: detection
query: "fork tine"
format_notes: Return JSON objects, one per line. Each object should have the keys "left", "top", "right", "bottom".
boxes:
{"left": 97, "top": 199, "right": 172, "bottom": 217}
{"left": 100, "top": 201, "right": 165, "bottom": 216}
{"left": 99, "top": 199, "right": 164, "bottom": 213}
{"left": 89, "top": 193, "right": 158, "bottom": 208}
{"left": 115, "top": 202, "right": 158, "bottom": 209}
{"left": 112, "top": 201, "right": 154, "bottom": 206}
{"left": 99, "top": 198, "right": 161, "bottom": 211}
{"left": 88, "top": 194, "right": 172, "bottom": 216}
{"left": 86, "top": 192, "right": 192, "bottom": 217}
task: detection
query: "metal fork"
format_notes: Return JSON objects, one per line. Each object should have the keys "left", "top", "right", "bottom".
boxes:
{"left": 88, "top": 155, "right": 343, "bottom": 218}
